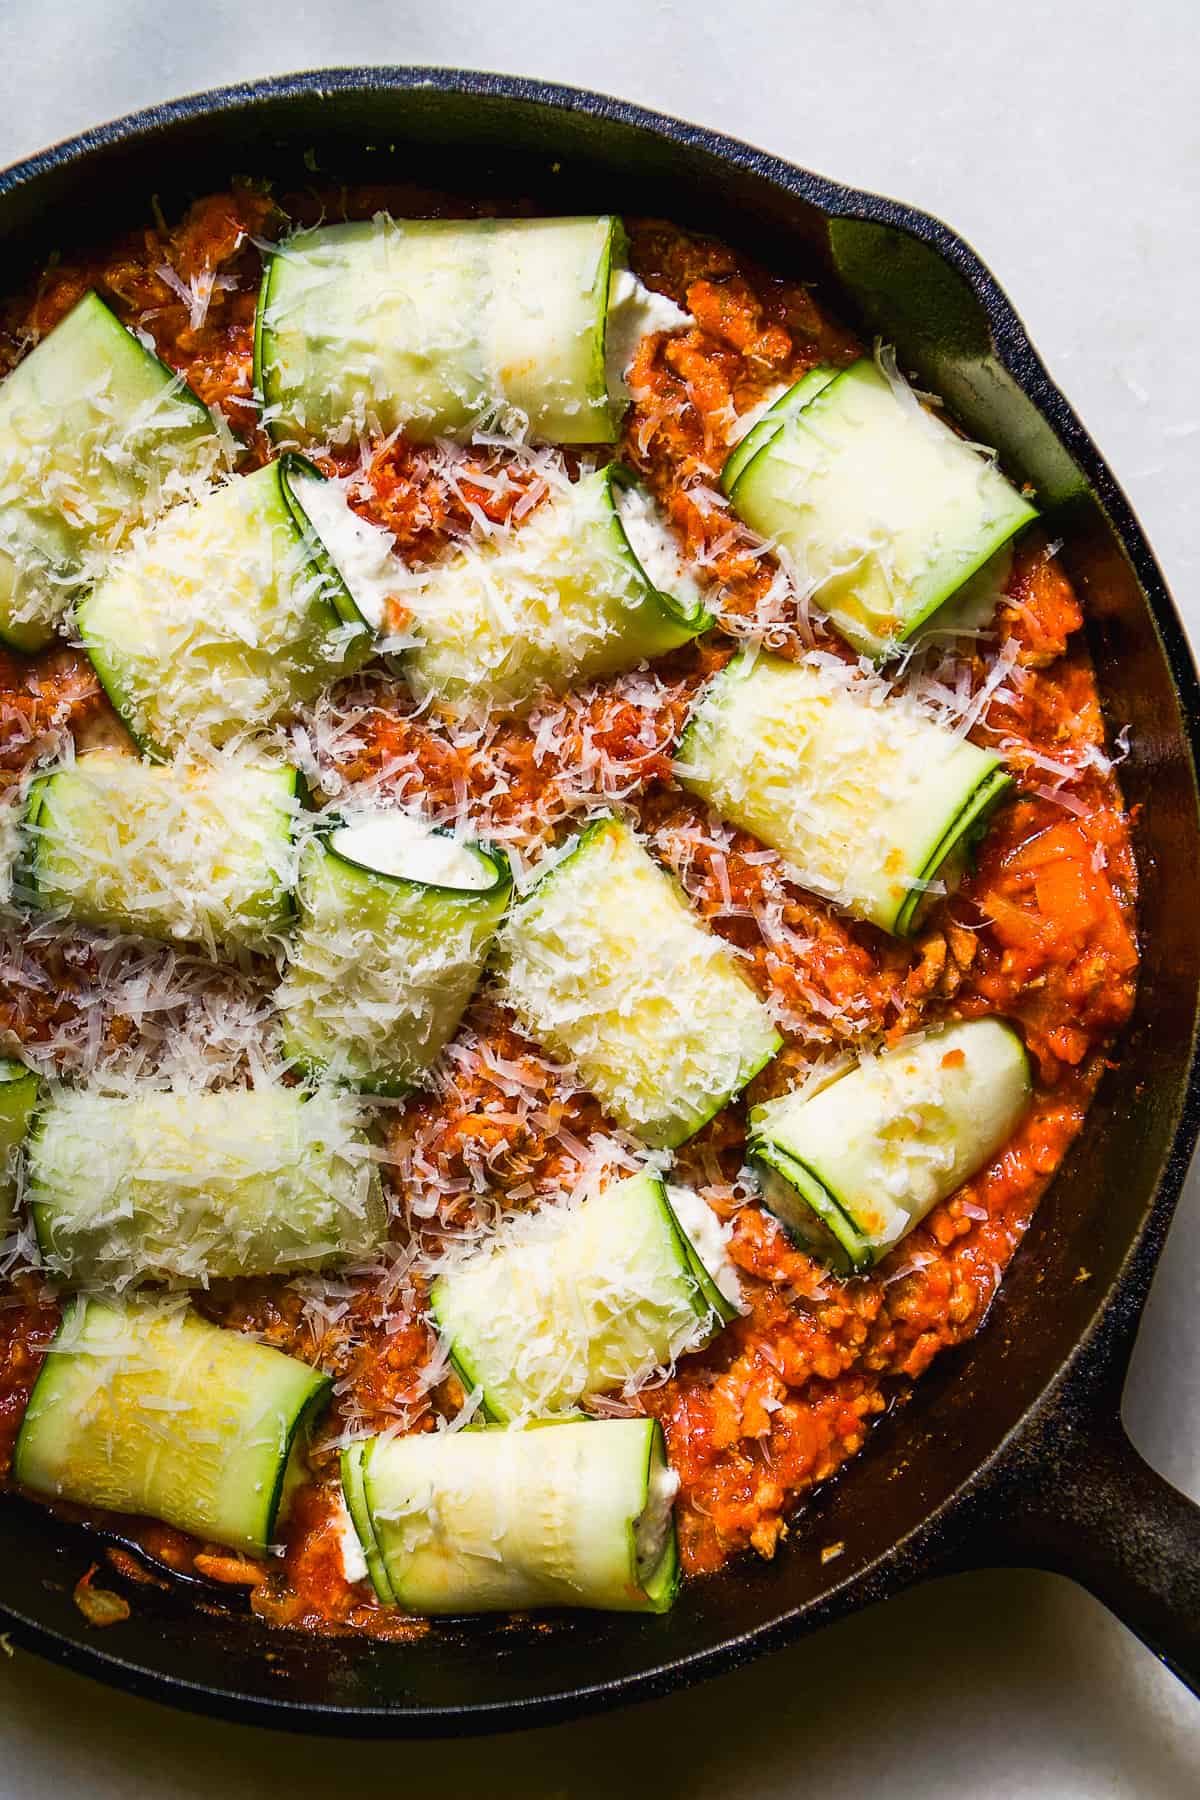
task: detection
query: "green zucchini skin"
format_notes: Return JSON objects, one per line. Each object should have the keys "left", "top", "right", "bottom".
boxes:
{"left": 13, "top": 1295, "right": 332, "bottom": 1557}
{"left": 21, "top": 753, "right": 300, "bottom": 957}
{"left": 402, "top": 464, "right": 711, "bottom": 717}
{"left": 0, "top": 1059, "right": 38, "bottom": 1234}
{"left": 675, "top": 650, "right": 1012, "bottom": 937}
{"left": 429, "top": 1173, "right": 738, "bottom": 1421}
{"left": 277, "top": 821, "right": 512, "bottom": 1096}
{"left": 256, "top": 215, "right": 623, "bottom": 448}
{"left": 0, "top": 291, "right": 221, "bottom": 654}
{"left": 751, "top": 1146, "right": 873, "bottom": 1276}
{"left": 665, "top": 1187, "right": 743, "bottom": 1324}
{"left": 342, "top": 1417, "right": 679, "bottom": 1615}
{"left": 749, "top": 1018, "right": 1033, "bottom": 1274}
{"left": 719, "top": 365, "right": 838, "bottom": 497}
{"left": 495, "top": 815, "right": 780, "bottom": 1149}
{"left": 724, "top": 355, "right": 1038, "bottom": 657}
{"left": 28, "top": 1084, "right": 387, "bottom": 1289}
{"left": 339, "top": 1440, "right": 394, "bottom": 1603}
{"left": 75, "top": 457, "right": 376, "bottom": 758}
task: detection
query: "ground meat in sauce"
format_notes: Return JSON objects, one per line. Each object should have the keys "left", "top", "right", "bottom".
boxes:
{"left": 0, "top": 185, "right": 1137, "bottom": 1629}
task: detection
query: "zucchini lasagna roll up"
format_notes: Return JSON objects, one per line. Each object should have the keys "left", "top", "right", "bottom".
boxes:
{"left": 0, "top": 1058, "right": 38, "bottom": 1233}
{"left": 0, "top": 291, "right": 222, "bottom": 653}
{"left": 278, "top": 808, "right": 511, "bottom": 1094}
{"left": 341, "top": 1417, "right": 679, "bottom": 1614}
{"left": 28, "top": 1084, "right": 386, "bottom": 1288}
{"left": 14, "top": 1296, "right": 331, "bottom": 1557}
{"left": 431, "top": 1173, "right": 741, "bottom": 1420}
{"left": 403, "top": 466, "right": 709, "bottom": 716}
{"left": 749, "top": 1018, "right": 1032, "bottom": 1274}
{"left": 22, "top": 752, "right": 300, "bottom": 957}
{"left": 676, "top": 650, "right": 1012, "bottom": 936}
{"left": 77, "top": 457, "right": 393, "bottom": 756}
{"left": 722, "top": 355, "right": 1037, "bottom": 656}
{"left": 496, "top": 816, "right": 780, "bottom": 1148}
{"left": 256, "top": 214, "right": 690, "bottom": 447}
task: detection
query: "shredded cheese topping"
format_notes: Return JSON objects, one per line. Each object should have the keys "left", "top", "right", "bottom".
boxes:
{"left": 432, "top": 1173, "right": 727, "bottom": 1420}
{"left": 496, "top": 817, "right": 780, "bottom": 1148}
{"left": 277, "top": 806, "right": 507, "bottom": 1090}
{"left": 0, "top": 294, "right": 226, "bottom": 643}
{"left": 678, "top": 649, "right": 1006, "bottom": 933}
{"left": 30, "top": 1083, "right": 385, "bottom": 1288}
{"left": 78, "top": 464, "right": 372, "bottom": 754}
{"left": 25, "top": 747, "right": 299, "bottom": 957}
{"left": 404, "top": 468, "right": 703, "bottom": 715}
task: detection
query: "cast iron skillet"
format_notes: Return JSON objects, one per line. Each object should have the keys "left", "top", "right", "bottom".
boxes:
{"left": 0, "top": 67, "right": 1197, "bottom": 1737}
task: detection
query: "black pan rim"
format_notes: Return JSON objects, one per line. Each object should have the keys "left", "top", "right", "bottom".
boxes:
{"left": 1, "top": 63, "right": 1199, "bottom": 1738}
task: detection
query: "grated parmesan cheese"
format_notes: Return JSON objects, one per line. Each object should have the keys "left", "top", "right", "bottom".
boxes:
{"left": 21, "top": 747, "right": 301, "bottom": 958}
{"left": 431, "top": 1172, "right": 733, "bottom": 1421}
{"left": 29, "top": 1082, "right": 387, "bottom": 1289}
{"left": 402, "top": 468, "right": 706, "bottom": 716}
{"left": 0, "top": 292, "right": 226, "bottom": 646}
{"left": 677, "top": 649, "right": 1009, "bottom": 934}
{"left": 276, "top": 804, "right": 510, "bottom": 1092}
{"left": 495, "top": 815, "right": 780, "bottom": 1148}
{"left": 76, "top": 462, "right": 377, "bottom": 756}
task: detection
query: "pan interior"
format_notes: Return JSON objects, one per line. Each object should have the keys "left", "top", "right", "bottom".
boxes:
{"left": 0, "top": 72, "right": 1196, "bottom": 1730}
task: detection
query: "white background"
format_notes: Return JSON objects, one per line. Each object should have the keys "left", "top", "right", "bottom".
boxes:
{"left": 0, "top": 1, "right": 1196, "bottom": 1791}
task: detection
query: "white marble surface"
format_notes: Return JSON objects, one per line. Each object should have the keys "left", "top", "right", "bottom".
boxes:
{"left": 0, "top": 1, "right": 1196, "bottom": 1790}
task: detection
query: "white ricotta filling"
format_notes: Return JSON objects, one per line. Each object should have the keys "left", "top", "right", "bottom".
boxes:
{"left": 334, "top": 1492, "right": 369, "bottom": 1585}
{"left": 635, "top": 1456, "right": 681, "bottom": 1581}
{"left": 289, "top": 470, "right": 403, "bottom": 633}
{"left": 667, "top": 1184, "right": 745, "bottom": 1311}
{"left": 615, "top": 481, "right": 703, "bottom": 604}
{"left": 605, "top": 268, "right": 693, "bottom": 405}
{"left": 727, "top": 382, "right": 790, "bottom": 445}
{"left": 330, "top": 808, "right": 494, "bottom": 891}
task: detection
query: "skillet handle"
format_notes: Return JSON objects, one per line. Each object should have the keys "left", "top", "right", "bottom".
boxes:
{"left": 1003, "top": 1411, "right": 1200, "bottom": 1694}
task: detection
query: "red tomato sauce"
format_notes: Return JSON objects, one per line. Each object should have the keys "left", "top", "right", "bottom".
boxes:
{"left": 0, "top": 188, "right": 1137, "bottom": 1625}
